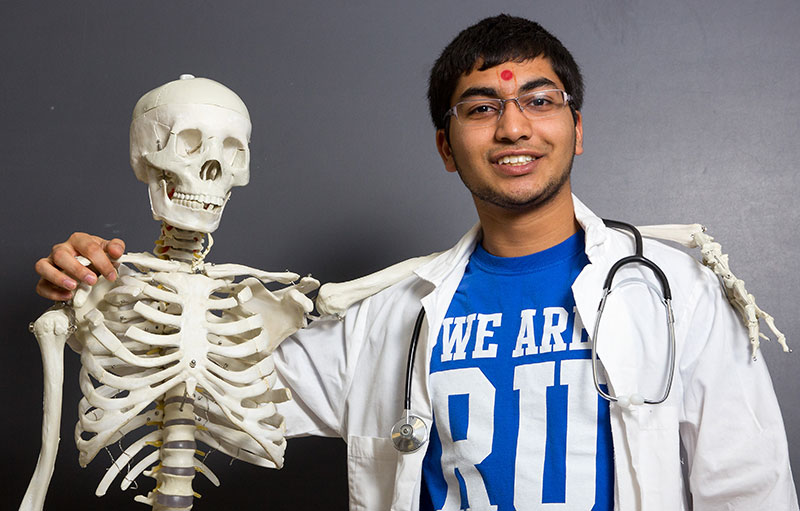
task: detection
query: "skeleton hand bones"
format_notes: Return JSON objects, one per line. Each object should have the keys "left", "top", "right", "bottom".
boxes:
{"left": 690, "top": 230, "right": 789, "bottom": 360}
{"left": 637, "top": 225, "right": 789, "bottom": 360}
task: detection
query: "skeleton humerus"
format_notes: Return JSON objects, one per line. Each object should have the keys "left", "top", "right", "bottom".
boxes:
{"left": 20, "top": 76, "right": 318, "bottom": 511}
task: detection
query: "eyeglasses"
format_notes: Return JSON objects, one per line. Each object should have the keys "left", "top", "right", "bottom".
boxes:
{"left": 445, "top": 89, "right": 572, "bottom": 127}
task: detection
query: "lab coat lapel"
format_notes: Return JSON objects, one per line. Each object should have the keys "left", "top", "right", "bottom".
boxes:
{"left": 391, "top": 237, "right": 474, "bottom": 511}
{"left": 574, "top": 197, "right": 647, "bottom": 510}
{"left": 573, "top": 256, "right": 644, "bottom": 510}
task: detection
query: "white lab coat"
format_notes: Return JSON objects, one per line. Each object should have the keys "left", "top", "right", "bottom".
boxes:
{"left": 273, "top": 196, "right": 797, "bottom": 510}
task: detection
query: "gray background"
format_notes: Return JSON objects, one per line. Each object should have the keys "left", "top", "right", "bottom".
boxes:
{"left": 3, "top": 1, "right": 798, "bottom": 509}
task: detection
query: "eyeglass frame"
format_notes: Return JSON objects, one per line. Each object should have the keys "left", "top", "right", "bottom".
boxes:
{"left": 443, "top": 88, "right": 574, "bottom": 127}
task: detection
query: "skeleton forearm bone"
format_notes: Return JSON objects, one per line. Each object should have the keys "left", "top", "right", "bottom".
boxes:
{"left": 316, "top": 252, "right": 441, "bottom": 317}
{"left": 20, "top": 309, "right": 73, "bottom": 511}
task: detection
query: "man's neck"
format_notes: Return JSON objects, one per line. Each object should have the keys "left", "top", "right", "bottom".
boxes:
{"left": 475, "top": 188, "right": 579, "bottom": 258}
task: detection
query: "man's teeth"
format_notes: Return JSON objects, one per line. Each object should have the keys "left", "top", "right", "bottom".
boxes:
{"left": 497, "top": 154, "right": 537, "bottom": 165}
{"left": 169, "top": 191, "right": 225, "bottom": 212}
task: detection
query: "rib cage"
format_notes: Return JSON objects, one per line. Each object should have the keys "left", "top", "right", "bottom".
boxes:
{"left": 70, "top": 254, "right": 306, "bottom": 504}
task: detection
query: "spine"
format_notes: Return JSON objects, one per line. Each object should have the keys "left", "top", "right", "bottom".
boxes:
{"left": 153, "top": 384, "right": 197, "bottom": 510}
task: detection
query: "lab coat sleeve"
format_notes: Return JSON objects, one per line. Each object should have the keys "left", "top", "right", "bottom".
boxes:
{"left": 678, "top": 268, "right": 798, "bottom": 509}
{"left": 272, "top": 298, "right": 372, "bottom": 439}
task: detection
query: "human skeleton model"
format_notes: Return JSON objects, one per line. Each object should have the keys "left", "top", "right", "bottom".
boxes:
{"left": 21, "top": 75, "right": 319, "bottom": 511}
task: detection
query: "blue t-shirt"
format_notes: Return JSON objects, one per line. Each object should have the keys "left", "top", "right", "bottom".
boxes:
{"left": 421, "top": 230, "right": 613, "bottom": 511}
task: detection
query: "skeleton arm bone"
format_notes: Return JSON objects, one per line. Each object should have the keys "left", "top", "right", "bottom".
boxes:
{"left": 20, "top": 308, "right": 73, "bottom": 511}
{"left": 316, "top": 252, "right": 441, "bottom": 317}
{"left": 637, "top": 223, "right": 706, "bottom": 246}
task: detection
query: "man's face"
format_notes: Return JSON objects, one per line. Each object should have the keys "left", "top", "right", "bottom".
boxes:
{"left": 436, "top": 57, "right": 583, "bottom": 211}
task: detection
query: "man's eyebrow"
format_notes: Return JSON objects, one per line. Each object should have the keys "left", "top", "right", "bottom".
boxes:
{"left": 519, "top": 77, "right": 558, "bottom": 93}
{"left": 456, "top": 77, "right": 560, "bottom": 101}
{"left": 458, "top": 86, "right": 499, "bottom": 100}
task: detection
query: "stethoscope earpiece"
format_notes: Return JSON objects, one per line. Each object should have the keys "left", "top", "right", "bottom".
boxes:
{"left": 614, "top": 393, "right": 645, "bottom": 409}
{"left": 391, "top": 410, "right": 428, "bottom": 453}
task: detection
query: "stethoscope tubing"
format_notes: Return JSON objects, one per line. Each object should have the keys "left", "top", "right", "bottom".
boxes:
{"left": 591, "top": 287, "right": 676, "bottom": 405}
{"left": 404, "top": 308, "right": 426, "bottom": 410}
{"left": 591, "top": 219, "right": 676, "bottom": 406}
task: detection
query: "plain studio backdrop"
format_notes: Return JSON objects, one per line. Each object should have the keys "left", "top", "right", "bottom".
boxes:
{"left": 3, "top": 1, "right": 798, "bottom": 509}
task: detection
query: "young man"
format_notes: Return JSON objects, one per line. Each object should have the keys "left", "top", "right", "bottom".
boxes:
{"left": 34, "top": 15, "right": 797, "bottom": 511}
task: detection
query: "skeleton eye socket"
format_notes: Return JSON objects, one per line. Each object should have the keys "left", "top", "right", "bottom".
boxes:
{"left": 176, "top": 129, "right": 203, "bottom": 156}
{"left": 223, "top": 137, "right": 247, "bottom": 168}
{"left": 152, "top": 122, "right": 171, "bottom": 151}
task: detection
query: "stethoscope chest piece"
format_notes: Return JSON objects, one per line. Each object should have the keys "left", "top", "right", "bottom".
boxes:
{"left": 391, "top": 410, "right": 428, "bottom": 452}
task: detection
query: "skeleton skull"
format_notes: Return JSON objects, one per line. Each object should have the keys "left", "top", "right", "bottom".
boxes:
{"left": 129, "top": 75, "right": 251, "bottom": 233}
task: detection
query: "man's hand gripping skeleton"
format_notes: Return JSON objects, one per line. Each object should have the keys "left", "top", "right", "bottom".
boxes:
{"left": 20, "top": 77, "right": 790, "bottom": 511}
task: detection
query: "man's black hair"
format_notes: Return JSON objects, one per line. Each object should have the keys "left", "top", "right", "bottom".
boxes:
{"left": 427, "top": 14, "right": 584, "bottom": 130}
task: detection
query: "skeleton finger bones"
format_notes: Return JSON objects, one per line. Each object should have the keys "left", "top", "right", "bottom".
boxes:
{"left": 687, "top": 229, "right": 790, "bottom": 360}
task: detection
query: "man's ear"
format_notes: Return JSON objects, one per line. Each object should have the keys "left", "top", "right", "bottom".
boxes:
{"left": 573, "top": 110, "right": 584, "bottom": 156}
{"left": 436, "top": 129, "right": 458, "bottom": 173}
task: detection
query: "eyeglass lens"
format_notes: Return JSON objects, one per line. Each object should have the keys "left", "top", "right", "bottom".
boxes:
{"left": 452, "top": 89, "right": 569, "bottom": 127}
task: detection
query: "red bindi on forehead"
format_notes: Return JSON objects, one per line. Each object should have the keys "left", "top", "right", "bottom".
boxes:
{"left": 500, "top": 69, "right": 514, "bottom": 81}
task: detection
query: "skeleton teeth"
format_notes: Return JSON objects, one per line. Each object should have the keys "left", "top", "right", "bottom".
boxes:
{"left": 497, "top": 154, "right": 536, "bottom": 165}
{"left": 169, "top": 191, "right": 225, "bottom": 210}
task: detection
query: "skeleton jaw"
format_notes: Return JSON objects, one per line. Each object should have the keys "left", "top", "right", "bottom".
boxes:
{"left": 148, "top": 175, "right": 230, "bottom": 233}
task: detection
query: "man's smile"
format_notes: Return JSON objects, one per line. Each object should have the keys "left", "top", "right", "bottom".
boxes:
{"left": 491, "top": 150, "right": 544, "bottom": 175}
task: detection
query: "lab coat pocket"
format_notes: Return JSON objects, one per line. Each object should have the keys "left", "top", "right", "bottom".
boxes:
{"left": 347, "top": 435, "right": 398, "bottom": 511}
{"left": 636, "top": 405, "right": 685, "bottom": 509}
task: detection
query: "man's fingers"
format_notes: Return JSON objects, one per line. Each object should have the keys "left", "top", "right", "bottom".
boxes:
{"left": 68, "top": 233, "right": 119, "bottom": 281}
{"left": 51, "top": 248, "right": 98, "bottom": 285}
{"left": 105, "top": 238, "right": 126, "bottom": 260}
{"left": 35, "top": 233, "right": 128, "bottom": 301}
{"left": 34, "top": 257, "right": 79, "bottom": 291}
{"left": 80, "top": 240, "right": 117, "bottom": 281}
{"left": 35, "top": 278, "right": 74, "bottom": 301}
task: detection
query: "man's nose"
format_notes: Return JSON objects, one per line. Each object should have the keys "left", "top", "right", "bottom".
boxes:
{"left": 494, "top": 99, "right": 532, "bottom": 142}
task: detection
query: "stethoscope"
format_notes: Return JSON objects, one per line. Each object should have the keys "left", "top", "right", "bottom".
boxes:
{"left": 390, "top": 220, "right": 677, "bottom": 453}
